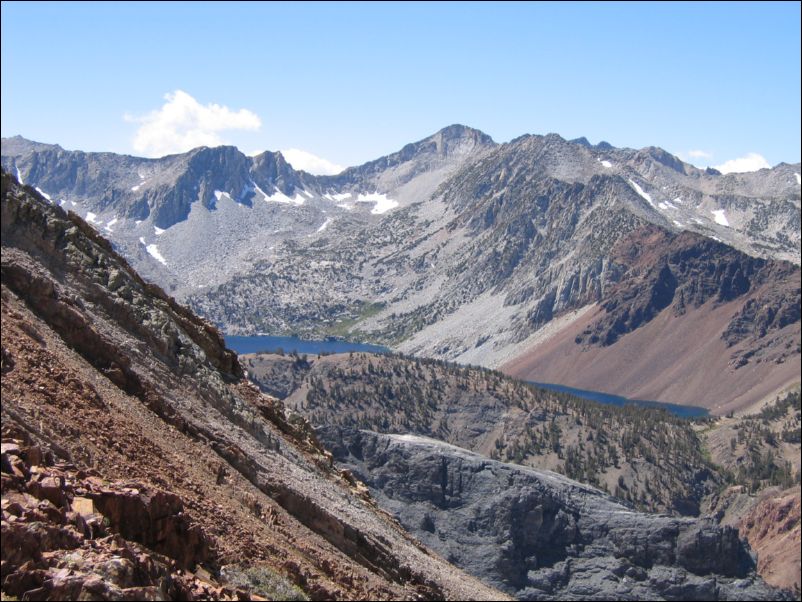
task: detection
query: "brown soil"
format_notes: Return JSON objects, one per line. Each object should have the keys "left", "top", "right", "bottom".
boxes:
{"left": 502, "top": 302, "right": 800, "bottom": 416}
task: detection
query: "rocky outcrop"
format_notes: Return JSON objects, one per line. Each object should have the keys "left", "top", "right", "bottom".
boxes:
{"left": 322, "top": 428, "right": 790, "bottom": 600}
{"left": 574, "top": 225, "right": 801, "bottom": 348}
{"left": 738, "top": 488, "right": 801, "bottom": 592}
{"left": 1, "top": 429, "right": 220, "bottom": 601}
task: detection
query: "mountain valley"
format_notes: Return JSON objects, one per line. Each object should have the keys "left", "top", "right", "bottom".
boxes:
{"left": 3, "top": 127, "right": 800, "bottom": 414}
{"left": 2, "top": 119, "right": 801, "bottom": 600}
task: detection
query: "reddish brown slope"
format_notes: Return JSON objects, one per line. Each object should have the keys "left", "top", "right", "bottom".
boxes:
{"left": 503, "top": 226, "right": 801, "bottom": 415}
{"left": 739, "top": 487, "right": 801, "bottom": 592}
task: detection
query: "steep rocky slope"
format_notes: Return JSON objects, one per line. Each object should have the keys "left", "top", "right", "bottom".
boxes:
{"left": 322, "top": 428, "right": 788, "bottom": 600}
{"left": 0, "top": 172, "right": 506, "bottom": 601}
{"left": 243, "top": 351, "right": 718, "bottom": 516}
{"left": 3, "top": 129, "right": 800, "bottom": 414}
{"left": 700, "top": 389, "right": 801, "bottom": 592}
{"left": 501, "top": 226, "right": 801, "bottom": 414}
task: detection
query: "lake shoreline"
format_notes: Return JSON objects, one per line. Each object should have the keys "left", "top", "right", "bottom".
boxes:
{"left": 225, "top": 335, "right": 708, "bottom": 419}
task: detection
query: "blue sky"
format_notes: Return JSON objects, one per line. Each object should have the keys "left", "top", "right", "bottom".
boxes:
{"left": 2, "top": 1, "right": 800, "bottom": 173}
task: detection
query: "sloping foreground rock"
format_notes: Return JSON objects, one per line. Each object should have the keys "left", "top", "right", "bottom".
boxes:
{"left": 321, "top": 428, "right": 792, "bottom": 601}
{"left": 1, "top": 171, "right": 506, "bottom": 601}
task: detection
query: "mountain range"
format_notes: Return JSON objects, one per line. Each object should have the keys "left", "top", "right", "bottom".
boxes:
{"left": 2, "top": 170, "right": 796, "bottom": 600}
{"left": 2, "top": 127, "right": 800, "bottom": 415}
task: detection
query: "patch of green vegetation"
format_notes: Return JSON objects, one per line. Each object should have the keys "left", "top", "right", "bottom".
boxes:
{"left": 324, "top": 301, "right": 386, "bottom": 339}
{"left": 719, "top": 389, "right": 801, "bottom": 492}
{"left": 221, "top": 564, "right": 308, "bottom": 601}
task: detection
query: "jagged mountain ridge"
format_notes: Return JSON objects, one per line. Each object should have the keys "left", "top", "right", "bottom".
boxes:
{"left": 0, "top": 172, "right": 506, "bottom": 601}
{"left": 2, "top": 128, "right": 800, "bottom": 413}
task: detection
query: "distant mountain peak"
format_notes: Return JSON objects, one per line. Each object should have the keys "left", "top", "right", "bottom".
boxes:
{"left": 1, "top": 135, "right": 63, "bottom": 157}
{"left": 432, "top": 123, "right": 495, "bottom": 145}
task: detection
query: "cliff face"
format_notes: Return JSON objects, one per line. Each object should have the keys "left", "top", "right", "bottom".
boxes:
{"left": 0, "top": 172, "right": 506, "bottom": 601}
{"left": 322, "top": 428, "right": 789, "bottom": 601}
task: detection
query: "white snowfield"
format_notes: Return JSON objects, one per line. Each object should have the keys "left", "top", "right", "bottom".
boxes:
{"left": 356, "top": 192, "right": 399, "bottom": 214}
{"left": 326, "top": 192, "right": 353, "bottom": 202}
{"left": 145, "top": 243, "right": 167, "bottom": 265}
{"left": 316, "top": 217, "right": 333, "bottom": 233}
{"left": 263, "top": 186, "right": 306, "bottom": 206}
{"left": 711, "top": 209, "right": 730, "bottom": 227}
{"left": 628, "top": 179, "right": 655, "bottom": 208}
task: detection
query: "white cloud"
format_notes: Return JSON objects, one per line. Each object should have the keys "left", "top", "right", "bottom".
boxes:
{"left": 687, "top": 149, "right": 712, "bottom": 159}
{"left": 714, "top": 153, "right": 771, "bottom": 174}
{"left": 126, "top": 90, "right": 261, "bottom": 157}
{"left": 280, "top": 148, "right": 344, "bottom": 175}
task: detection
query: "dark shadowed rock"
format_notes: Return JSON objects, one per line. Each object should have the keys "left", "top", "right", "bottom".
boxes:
{"left": 320, "top": 427, "right": 791, "bottom": 600}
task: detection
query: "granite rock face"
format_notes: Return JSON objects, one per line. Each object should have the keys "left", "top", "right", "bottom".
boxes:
{"left": 321, "top": 428, "right": 790, "bottom": 600}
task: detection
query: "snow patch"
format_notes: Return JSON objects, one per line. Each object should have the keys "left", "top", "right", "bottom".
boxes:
{"left": 356, "top": 192, "right": 399, "bottom": 215}
{"left": 131, "top": 181, "right": 146, "bottom": 192}
{"left": 85, "top": 212, "right": 101, "bottom": 224}
{"left": 213, "top": 190, "right": 227, "bottom": 201}
{"left": 795, "top": 173, "right": 801, "bottom": 185}
{"left": 264, "top": 187, "right": 305, "bottom": 206}
{"left": 711, "top": 209, "right": 730, "bottom": 227}
{"left": 316, "top": 217, "right": 333, "bottom": 233}
{"left": 15, "top": 165, "right": 24, "bottom": 184}
{"left": 35, "top": 187, "right": 52, "bottom": 201}
{"left": 139, "top": 237, "right": 146, "bottom": 245}
{"left": 135, "top": 220, "right": 143, "bottom": 226}
{"left": 327, "top": 192, "right": 352, "bottom": 202}
{"left": 301, "top": 190, "right": 314, "bottom": 198}
{"left": 154, "top": 226, "right": 165, "bottom": 235}
{"left": 628, "top": 179, "right": 655, "bottom": 208}
{"left": 104, "top": 217, "right": 119, "bottom": 232}
{"left": 145, "top": 244, "right": 168, "bottom": 265}
{"left": 70, "top": 201, "right": 77, "bottom": 207}
{"left": 672, "top": 220, "right": 684, "bottom": 228}
{"left": 673, "top": 197, "right": 683, "bottom": 204}
{"left": 596, "top": 158, "right": 612, "bottom": 168}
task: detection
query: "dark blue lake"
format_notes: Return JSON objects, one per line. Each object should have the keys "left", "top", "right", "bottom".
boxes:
{"left": 529, "top": 381, "right": 709, "bottom": 419}
{"left": 225, "top": 335, "right": 390, "bottom": 356}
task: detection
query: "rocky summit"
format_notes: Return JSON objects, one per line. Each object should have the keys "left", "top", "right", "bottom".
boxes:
{"left": 3, "top": 128, "right": 799, "bottom": 414}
